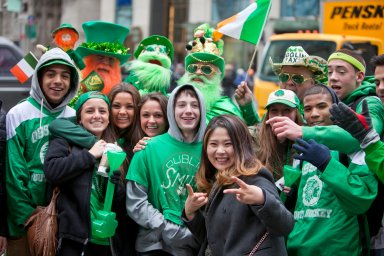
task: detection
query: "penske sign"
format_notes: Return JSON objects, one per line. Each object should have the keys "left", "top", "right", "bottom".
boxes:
{"left": 322, "top": 0, "right": 384, "bottom": 41}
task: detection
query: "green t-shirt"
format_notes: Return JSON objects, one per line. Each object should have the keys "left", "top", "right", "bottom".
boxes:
{"left": 127, "top": 133, "right": 202, "bottom": 225}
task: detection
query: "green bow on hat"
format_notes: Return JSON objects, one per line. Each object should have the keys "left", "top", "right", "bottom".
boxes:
{"left": 76, "top": 21, "right": 131, "bottom": 64}
{"left": 134, "top": 35, "right": 174, "bottom": 61}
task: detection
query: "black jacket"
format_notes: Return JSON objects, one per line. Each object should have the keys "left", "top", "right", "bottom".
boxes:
{"left": 44, "top": 137, "right": 126, "bottom": 254}
{"left": 183, "top": 168, "right": 294, "bottom": 256}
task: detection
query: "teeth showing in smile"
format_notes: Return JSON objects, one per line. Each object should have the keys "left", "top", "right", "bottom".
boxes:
{"left": 147, "top": 126, "right": 158, "bottom": 129}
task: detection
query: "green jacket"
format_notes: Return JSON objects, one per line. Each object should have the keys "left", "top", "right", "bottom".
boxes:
{"left": 365, "top": 141, "right": 384, "bottom": 183}
{"left": 287, "top": 151, "right": 378, "bottom": 256}
{"left": 303, "top": 81, "right": 384, "bottom": 154}
{"left": 207, "top": 96, "right": 260, "bottom": 125}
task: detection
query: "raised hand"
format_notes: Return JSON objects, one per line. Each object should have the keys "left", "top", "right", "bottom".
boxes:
{"left": 329, "top": 100, "right": 373, "bottom": 144}
{"left": 89, "top": 140, "right": 107, "bottom": 159}
{"left": 234, "top": 81, "right": 253, "bottom": 107}
{"left": 293, "top": 138, "right": 331, "bottom": 171}
{"left": 223, "top": 176, "right": 265, "bottom": 205}
{"left": 184, "top": 184, "right": 208, "bottom": 220}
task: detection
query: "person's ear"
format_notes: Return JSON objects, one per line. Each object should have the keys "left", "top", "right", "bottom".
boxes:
{"left": 356, "top": 71, "right": 365, "bottom": 83}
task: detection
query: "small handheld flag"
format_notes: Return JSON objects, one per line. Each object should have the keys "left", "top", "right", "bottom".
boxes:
{"left": 216, "top": 0, "right": 272, "bottom": 45}
{"left": 10, "top": 51, "right": 38, "bottom": 84}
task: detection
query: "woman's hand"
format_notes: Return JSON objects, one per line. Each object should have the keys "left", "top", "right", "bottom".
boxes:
{"left": 223, "top": 176, "right": 265, "bottom": 205}
{"left": 133, "top": 137, "right": 151, "bottom": 153}
{"left": 184, "top": 184, "right": 208, "bottom": 220}
{"left": 89, "top": 140, "right": 107, "bottom": 158}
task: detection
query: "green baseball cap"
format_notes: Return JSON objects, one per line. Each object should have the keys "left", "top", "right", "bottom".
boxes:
{"left": 265, "top": 89, "right": 300, "bottom": 109}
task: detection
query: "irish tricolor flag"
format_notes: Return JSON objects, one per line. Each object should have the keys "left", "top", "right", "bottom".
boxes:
{"left": 216, "top": 0, "right": 271, "bottom": 45}
{"left": 10, "top": 52, "right": 38, "bottom": 84}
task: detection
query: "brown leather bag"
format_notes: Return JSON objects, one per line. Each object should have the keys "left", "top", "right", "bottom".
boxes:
{"left": 25, "top": 187, "right": 60, "bottom": 256}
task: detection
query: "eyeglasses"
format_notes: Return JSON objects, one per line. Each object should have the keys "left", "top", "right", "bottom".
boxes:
{"left": 278, "top": 73, "right": 313, "bottom": 85}
{"left": 187, "top": 64, "right": 215, "bottom": 75}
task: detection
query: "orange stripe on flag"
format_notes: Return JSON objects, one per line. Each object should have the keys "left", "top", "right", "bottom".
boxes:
{"left": 217, "top": 14, "right": 238, "bottom": 29}
{"left": 215, "top": 14, "right": 238, "bottom": 41}
{"left": 10, "top": 65, "right": 29, "bottom": 84}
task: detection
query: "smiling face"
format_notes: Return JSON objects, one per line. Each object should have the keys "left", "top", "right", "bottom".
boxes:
{"left": 327, "top": 59, "right": 363, "bottom": 100}
{"left": 206, "top": 127, "right": 235, "bottom": 171}
{"left": 174, "top": 91, "right": 201, "bottom": 141}
{"left": 111, "top": 92, "right": 135, "bottom": 130}
{"left": 140, "top": 99, "right": 167, "bottom": 137}
{"left": 39, "top": 64, "right": 71, "bottom": 106}
{"left": 79, "top": 98, "right": 109, "bottom": 138}
{"left": 303, "top": 93, "right": 333, "bottom": 126}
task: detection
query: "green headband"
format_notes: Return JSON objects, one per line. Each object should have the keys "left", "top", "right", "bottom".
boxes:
{"left": 328, "top": 52, "right": 365, "bottom": 73}
{"left": 75, "top": 91, "right": 110, "bottom": 111}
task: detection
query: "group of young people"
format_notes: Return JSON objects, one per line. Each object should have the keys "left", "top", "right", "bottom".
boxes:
{"left": 0, "top": 19, "right": 384, "bottom": 256}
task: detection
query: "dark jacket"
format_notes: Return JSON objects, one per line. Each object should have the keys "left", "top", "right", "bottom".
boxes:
{"left": 0, "top": 102, "right": 7, "bottom": 236}
{"left": 182, "top": 168, "right": 294, "bottom": 256}
{"left": 44, "top": 137, "right": 126, "bottom": 255}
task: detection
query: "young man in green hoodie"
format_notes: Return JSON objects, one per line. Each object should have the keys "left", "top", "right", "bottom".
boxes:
{"left": 126, "top": 84, "right": 206, "bottom": 256}
{"left": 287, "top": 85, "right": 377, "bottom": 256}
{"left": 5, "top": 48, "right": 79, "bottom": 255}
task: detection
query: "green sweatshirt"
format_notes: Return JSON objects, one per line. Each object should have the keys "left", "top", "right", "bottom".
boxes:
{"left": 287, "top": 151, "right": 378, "bottom": 256}
{"left": 365, "top": 141, "right": 384, "bottom": 183}
{"left": 6, "top": 48, "right": 79, "bottom": 237}
{"left": 303, "top": 82, "right": 384, "bottom": 154}
{"left": 206, "top": 96, "right": 260, "bottom": 126}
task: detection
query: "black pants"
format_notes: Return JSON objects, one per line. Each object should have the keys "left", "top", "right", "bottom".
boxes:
{"left": 58, "top": 238, "right": 112, "bottom": 256}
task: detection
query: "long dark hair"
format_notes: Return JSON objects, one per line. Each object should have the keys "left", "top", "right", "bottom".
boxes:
{"left": 196, "top": 115, "right": 263, "bottom": 194}
{"left": 108, "top": 83, "right": 142, "bottom": 175}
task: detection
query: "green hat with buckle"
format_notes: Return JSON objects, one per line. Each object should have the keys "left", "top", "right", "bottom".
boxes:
{"left": 184, "top": 24, "right": 225, "bottom": 78}
{"left": 76, "top": 21, "right": 131, "bottom": 64}
{"left": 134, "top": 35, "right": 174, "bottom": 61}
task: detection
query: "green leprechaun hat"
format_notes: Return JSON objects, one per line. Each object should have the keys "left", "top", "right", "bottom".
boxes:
{"left": 134, "top": 35, "right": 174, "bottom": 62}
{"left": 185, "top": 24, "right": 225, "bottom": 78}
{"left": 76, "top": 21, "right": 131, "bottom": 64}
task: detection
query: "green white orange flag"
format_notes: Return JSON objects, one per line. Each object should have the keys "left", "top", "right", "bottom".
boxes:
{"left": 216, "top": 0, "right": 272, "bottom": 45}
{"left": 10, "top": 51, "right": 38, "bottom": 84}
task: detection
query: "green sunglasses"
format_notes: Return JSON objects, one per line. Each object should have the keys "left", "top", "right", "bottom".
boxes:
{"left": 278, "top": 73, "right": 313, "bottom": 85}
{"left": 187, "top": 64, "right": 214, "bottom": 75}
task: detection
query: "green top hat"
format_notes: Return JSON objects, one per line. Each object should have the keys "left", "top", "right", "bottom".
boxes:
{"left": 134, "top": 35, "right": 174, "bottom": 61}
{"left": 76, "top": 21, "right": 131, "bottom": 64}
{"left": 52, "top": 23, "right": 79, "bottom": 37}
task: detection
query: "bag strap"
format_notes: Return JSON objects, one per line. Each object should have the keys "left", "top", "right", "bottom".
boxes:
{"left": 249, "top": 231, "right": 269, "bottom": 256}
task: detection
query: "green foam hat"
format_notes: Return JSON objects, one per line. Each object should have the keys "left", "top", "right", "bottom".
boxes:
{"left": 134, "top": 35, "right": 174, "bottom": 61}
{"left": 75, "top": 21, "right": 131, "bottom": 64}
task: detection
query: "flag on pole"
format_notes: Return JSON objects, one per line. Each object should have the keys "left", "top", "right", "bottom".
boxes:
{"left": 10, "top": 51, "right": 38, "bottom": 84}
{"left": 216, "top": 0, "right": 272, "bottom": 45}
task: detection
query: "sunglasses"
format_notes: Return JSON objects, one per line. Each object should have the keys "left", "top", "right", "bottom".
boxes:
{"left": 187, "top": 64, "right": 214, "bottom": 75}
{"left": 278, "top": 73, "right": 313, "bottom": 85}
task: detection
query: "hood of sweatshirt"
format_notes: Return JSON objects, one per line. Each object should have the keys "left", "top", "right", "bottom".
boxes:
{"left": 167, "top": 84, "right": 206, "bottom": 143}
{"left": 30, "top": 47, "right": 79, "bottom": 113}
{"left": 342, "top": 77, "right": 376, "bottom": 105}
